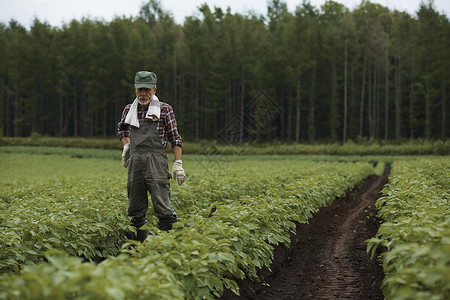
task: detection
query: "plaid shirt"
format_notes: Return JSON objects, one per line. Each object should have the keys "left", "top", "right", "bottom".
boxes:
{"left": 118, "top": 101, "right": 182, "bottom": 149}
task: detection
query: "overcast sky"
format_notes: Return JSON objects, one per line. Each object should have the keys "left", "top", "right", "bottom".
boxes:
{"left": 1, "top": 0, "right": 449, "bottom": 29}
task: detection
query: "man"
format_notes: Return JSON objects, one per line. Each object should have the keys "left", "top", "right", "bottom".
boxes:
{"left": 118, "top": 71, "right": 185, "bottom": 240}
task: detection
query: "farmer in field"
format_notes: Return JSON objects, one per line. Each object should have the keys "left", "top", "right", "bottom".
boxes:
{"left": 118, "top": 71, "right": 185, "bottom": 240}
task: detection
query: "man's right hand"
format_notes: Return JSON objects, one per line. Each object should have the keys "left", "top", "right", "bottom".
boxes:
{"left": 122, "top": 143, "right": 130, "bottom": 168}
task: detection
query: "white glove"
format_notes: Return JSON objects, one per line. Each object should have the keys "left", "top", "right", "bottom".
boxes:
{"left": 122, "top": 143, "right": 130, "bottom": 168}
{"left": 172, "top": 161, "right": 185, "bottom": 185}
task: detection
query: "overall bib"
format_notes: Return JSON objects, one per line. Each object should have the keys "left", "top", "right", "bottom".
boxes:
{"left": 127, "top": 120, "right": 176, "bottom": 229}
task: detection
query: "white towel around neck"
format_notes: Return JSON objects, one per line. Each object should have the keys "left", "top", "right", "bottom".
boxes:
{"left": 124, "top": 95, "right": 160, "bottom": 128}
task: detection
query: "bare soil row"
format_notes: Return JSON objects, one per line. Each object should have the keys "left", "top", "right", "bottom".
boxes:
{"left": 221, "top": 173, "right": 388, "bottom": 299}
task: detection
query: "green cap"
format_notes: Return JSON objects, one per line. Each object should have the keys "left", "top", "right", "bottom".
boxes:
{"left": 134, "top": 71, "right": 157, "bottom": 89}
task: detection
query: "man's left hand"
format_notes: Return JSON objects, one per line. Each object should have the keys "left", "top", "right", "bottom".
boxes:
{"left": 172, "top": 162, "right": 185, "bottom": 185}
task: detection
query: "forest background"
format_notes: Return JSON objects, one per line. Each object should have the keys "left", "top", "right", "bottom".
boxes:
{"left": 0, "top": 0, "right": 448, "bottom": 145}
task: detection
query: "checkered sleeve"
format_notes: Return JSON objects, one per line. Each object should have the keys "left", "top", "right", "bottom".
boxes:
{"left": 117, "top": 104, "right": 131, "bottom": 140}
{"left": 163, "top": 104, "right": 182, "bottom": 148}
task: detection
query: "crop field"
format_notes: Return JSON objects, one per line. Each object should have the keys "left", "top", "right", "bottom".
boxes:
{"left": 367, "top": 158, "right": 450, "bottom": 300}
{"left": 0, "top": 148, "right": 448, "bottom": 299}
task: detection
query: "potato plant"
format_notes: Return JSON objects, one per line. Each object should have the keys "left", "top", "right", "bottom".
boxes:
{"left": 367, "top": 158, "right": 450, "bottom": 300}
{"left": 0, "top": 152, "right": 375, "bottom": 299}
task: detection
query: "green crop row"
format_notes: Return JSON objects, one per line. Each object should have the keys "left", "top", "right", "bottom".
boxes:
{"left": 0, "top": 155, "right": 371, "bottom": 274}
{"left": 1, "top": 136, "right": 449, "bottom": 155}
{"left": 0, "top": 152, "right": 134, "bottom": 273}
{"left": 367, "top": 158, "right": 450, "bottom": 300}
{"left": 0, "top": 250, "right": 184, "bottom": 300}
{"left": 0, "top": 152, "right": 376, "bottom": 299}
{"left": 125, "top": 161, "right": 375, "bottom": 299}
{"left": 0, "top": 176, "right": 133, "bottom": 273}
{"left": 2, "top": 146, "right": 447, "bottom": 168}
{"left": 0, "top": 145, "right": 120, "bottom": 159}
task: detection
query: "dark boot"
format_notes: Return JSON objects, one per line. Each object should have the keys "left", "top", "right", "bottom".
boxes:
{"left": 136, "top": 229, "right": 148, "bottom": 242}
{"left": 158, "top": 215, "right": 179, "bottom": 231}
{"left": 130, "top": 216, "right": 148, "bottom": 242}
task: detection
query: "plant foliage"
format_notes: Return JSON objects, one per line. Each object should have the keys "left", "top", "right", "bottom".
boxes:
{"left": 0, "top": 151, "right": 376, "bottom": 299}
{"left": 367, "top": 158, "right": 450, "bottom": 300}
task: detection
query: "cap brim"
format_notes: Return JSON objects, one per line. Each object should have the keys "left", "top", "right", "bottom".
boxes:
{"left": 135, "top": 83, "right": 156, "bottom": 89}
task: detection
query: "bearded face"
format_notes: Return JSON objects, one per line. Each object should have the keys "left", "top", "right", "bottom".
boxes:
{"left": 135, "top": 87, "right": 155, "bottom": 105}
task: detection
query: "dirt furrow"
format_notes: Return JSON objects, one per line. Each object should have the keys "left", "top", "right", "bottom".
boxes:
{"left": 221, "top": 174, "right": 387, "bottom": 300}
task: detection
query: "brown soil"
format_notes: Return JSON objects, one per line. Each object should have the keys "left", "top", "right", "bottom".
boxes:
{"left": 220, "top": 172, "right": 388, "bottom": 300}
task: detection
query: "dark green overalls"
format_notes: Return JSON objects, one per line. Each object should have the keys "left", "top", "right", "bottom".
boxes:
{"left": 127, "top": 119, "right": 177, "bottom": 232}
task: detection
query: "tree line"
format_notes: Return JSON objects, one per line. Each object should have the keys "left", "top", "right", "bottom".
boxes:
{"left": 0, "top": 0, "right": 448, "bottom": 144}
